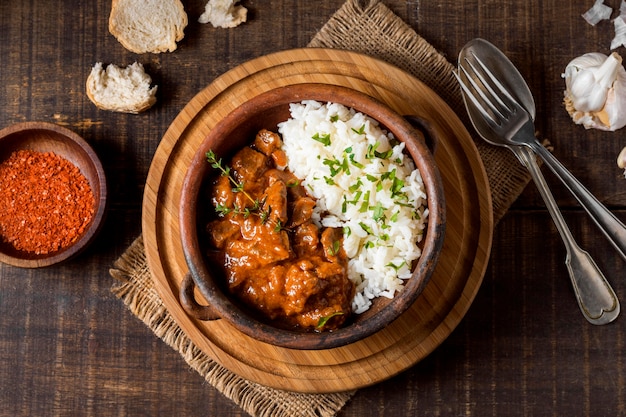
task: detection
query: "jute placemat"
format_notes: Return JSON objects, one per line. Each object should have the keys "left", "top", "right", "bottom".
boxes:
{"left": 109, "top": 1, "right": 532, "bottom": 416}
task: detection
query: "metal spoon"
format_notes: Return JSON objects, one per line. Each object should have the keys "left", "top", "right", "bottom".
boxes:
{"left": 456, "top": 38, "right": 619, "bottom": 324}
{"left": 460, "top": 38, "right": 626, "bottom": 262}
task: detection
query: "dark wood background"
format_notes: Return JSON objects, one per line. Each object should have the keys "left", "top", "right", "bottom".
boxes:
{"left": 2, "top": 1, "right": 626, "bottom": 416}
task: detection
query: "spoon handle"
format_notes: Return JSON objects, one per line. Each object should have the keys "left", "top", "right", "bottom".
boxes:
{"left": 527, "top": 140, "right": 626, "bottom": 262}
{"left": 515, "top": 146, "right": 620, "bottom": 325}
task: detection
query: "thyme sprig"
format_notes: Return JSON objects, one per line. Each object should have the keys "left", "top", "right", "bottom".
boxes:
{"left": 207, "top": 150, "right": 258, "bottom": 208}
{"left": 207, "top": 150, "right": 290, "bottom": 232}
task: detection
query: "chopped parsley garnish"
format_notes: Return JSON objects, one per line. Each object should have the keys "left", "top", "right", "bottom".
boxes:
{"left": 359, "top": 222, "right": 374, "bottom": 235}
{"left": 351, "top": 124, "right": 366, "bottom": 135}
{"left": 312, "top": 132, "right": 331, "bottom": 146}
{"left": 372, "top": 202, "right": 385, "bottom": 222}
{"left": 386, "top": 261, "right": 407, "bottom": 272}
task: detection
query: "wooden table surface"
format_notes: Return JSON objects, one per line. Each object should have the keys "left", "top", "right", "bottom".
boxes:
{"left": 2, "top": 1, "right": 626, "bottom": 415}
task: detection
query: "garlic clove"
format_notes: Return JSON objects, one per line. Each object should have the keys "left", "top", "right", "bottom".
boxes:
{"left": 618, "top": 146, "right": 626, "bottom": 169}
{"left": 617, "top": 146, "right": 626, "bottom": 178}
{"left": 569, "top": 69, "right": 609, "bottom": 112}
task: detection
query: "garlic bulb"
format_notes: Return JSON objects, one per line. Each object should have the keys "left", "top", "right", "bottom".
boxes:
{"left": 563, "top": 51, "right": 626, "bottom": 131}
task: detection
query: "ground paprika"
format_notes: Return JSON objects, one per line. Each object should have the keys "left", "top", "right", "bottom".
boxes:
{"left": 0, "top": 149, "right": 95, "bottom": 254}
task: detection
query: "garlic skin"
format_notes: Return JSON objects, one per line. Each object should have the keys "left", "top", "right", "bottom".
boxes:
{"left": 563, "top": 52, "right": 626, "bottom": 131}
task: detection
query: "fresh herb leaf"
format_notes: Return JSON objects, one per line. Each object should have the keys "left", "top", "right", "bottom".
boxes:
{"left": 317, "top": 311, "right": 344, "bottom": 329}
{"left": 328, "top": 240, "right": 341, "bottom": 256}
{"left": 391, "top": 176, "right": 405, "bottom": 196}
{"left": 348, "top": 178, "right": 363, "bottom": 193}
{"left": 359, "top": 222, "right": 374, "bottom": 235}
{"left": 323, "top": 157, "right": 341, "bottom": 176}
{"left": 347, "top": 190, "right": 362, "bottom": 206}
{"left": 351, "top": 124, "right": 366, "bottom": 135}
{"left": 312, "top": 132, "right": 331, "bottom": 146}
{"left": 372, "top": 203, "right": 385, "bottom": 222}
{"left": 358, "top": 191, "right": 370, "bottom": 213}
{"left": 386, "top": 261, "right": 407, "bottom": 272}
{"left": 274, "top": 220, "right": 286, "bottom": 233}
{"left": 365, "top": 142, "right": 379, "bottom": 159}
{"left": 215, "top": 204, "right": 231, "bottom": 216}
{"left": 349, "top": 153, "right": 364, "bottom": 169}
{"left": 375, "top": 149, "right": 393, "bottom": 159}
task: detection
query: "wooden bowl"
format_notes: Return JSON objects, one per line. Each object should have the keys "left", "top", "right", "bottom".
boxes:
{"left": 0, "top": 122, "right": 107, "bottom": 268}
{"left": 178, "top": 84, "right": 446, "bottom": 350}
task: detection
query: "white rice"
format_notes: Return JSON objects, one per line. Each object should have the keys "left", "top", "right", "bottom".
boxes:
{"left": 278, "top": 100, "right": 429, "bottom": 314}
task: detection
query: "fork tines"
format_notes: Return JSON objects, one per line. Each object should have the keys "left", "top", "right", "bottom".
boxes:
{"left": 454, "top": 52, "right": 518, "bottom": 127}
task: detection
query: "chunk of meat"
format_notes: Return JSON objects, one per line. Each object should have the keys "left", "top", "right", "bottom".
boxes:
{"left": 253, "top": 129, "right": 282, "bottom": 156}
{"left": 262, "top": 178, "right": 288, "bottom": 225}
{"left": 293, "top": 222, "right": 320, "bottom": 257}
{"left": 265, "top": 168, "right": 306, "bottom": 200}
{"left": 271, "top": 149, "right": 288, "bottom": 170}
{"left": 207, "top": 218, "right": 240, "bottom": 249}
{"left": 234, "top": 264, "right": 287, "bottom": 317}
{"left": 289, "top": 197, "right": 316, "bottom": 227}
{"left": 211, "top": 175, "right": 234, "bottom": 209}
{"left": 228, "top": 222, "right": 290, "bottom": 266}
{"left": 320, "top": 227, "right": 346, "bottom": 262}
{"left": 230, "top": 147, "right": 269, "bottom": 185}
{"left": 283, "top": 260, "right": 323, "bottom": 315}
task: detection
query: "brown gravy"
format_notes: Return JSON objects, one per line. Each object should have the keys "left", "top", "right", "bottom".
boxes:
{"left": 206, "top": 129, "right": 354, "bottom": 331}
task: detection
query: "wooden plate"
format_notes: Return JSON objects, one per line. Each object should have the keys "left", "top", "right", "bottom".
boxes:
{"left": 142, "top": 48, "right": 493, "bottom": 393}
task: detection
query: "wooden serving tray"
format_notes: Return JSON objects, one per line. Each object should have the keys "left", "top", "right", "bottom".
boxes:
{"left": 142, "top": 48, "right": 493, "bottom": 393}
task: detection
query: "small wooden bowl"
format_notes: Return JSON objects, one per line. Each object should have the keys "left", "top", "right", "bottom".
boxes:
{"left": 178, "top": 84, "right": 446, "bottom": 350}
{"left": 0, "top": 122, "right": 107, "bottom": 268}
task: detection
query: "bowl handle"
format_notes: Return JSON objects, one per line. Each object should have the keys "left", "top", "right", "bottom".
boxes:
{"left": 179, "top": 273, "right": 221, "bottom": 321}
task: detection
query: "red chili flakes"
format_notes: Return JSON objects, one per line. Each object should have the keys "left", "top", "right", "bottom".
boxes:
{"left": 0, "top": 149, "right": 96, "bottom": 254}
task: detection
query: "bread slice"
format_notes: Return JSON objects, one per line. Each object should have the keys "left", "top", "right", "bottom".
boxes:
{"left": 86, "top": 62, "right": 157, "bottom": 114}
{"left": 109, "top": 0, "right": 188, "bottom": 54}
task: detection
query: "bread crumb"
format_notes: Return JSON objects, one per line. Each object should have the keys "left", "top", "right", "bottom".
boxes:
{"left": 199, "top": 0, "right": 247, "bottom": 28}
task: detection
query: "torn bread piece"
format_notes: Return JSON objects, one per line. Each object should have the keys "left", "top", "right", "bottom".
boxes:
{"left": 109, "top": 0, "right": 188, "bottom": 53}
{"left": 199, "top": 0, "right": 247, "bottom": 28}
{"left": 86, "top": 62, "right": 157, "bottom": 114}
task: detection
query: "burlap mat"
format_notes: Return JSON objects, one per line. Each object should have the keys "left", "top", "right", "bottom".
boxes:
{"left": 109, "top": 0, "right": 532, "bottom": 416}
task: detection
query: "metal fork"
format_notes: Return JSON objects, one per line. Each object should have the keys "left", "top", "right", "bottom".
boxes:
{"left": 455, "top": 51, "right": 619, "bottom": 324}
{"left": 459, "top": 52, "right": 626, "bottom": 263}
